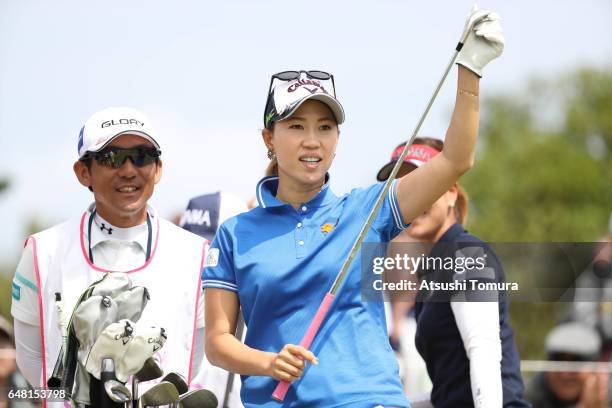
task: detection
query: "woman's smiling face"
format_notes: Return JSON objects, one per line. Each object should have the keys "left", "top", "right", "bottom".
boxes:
{"left": 263, "top": 100, "right": 339, "bottom": 190}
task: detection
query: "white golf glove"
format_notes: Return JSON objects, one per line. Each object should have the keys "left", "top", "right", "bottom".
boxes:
{"left": 456, "top": 5, "right": 505, "bottom": 77}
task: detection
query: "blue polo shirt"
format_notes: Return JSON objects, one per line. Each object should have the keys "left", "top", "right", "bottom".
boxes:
{"left": 203, "top": 175, "right": 410, "bottom": 408}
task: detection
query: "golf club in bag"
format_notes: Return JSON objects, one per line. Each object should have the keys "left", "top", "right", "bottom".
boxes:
{"left": 48, "top": 273, "right": 164, "bottom": 407}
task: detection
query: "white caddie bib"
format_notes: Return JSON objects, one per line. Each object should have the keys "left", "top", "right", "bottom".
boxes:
{"left": 28, "top": 209, "right": 206, "bottom": 407}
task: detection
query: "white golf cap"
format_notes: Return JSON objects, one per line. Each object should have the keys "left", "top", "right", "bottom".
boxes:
{"left": 78, "top": 107, "right": 160, "bottom": 158}
{"left": 545, "top": 322, "right": 601, "bottom": 360}
{"left": 263, "top": 71, "right": 345, "bottom": 129}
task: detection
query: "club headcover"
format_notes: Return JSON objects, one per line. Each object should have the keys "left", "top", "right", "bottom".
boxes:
{"left": 114, "top": 286, "right": 150, "bottom": 322}
{"left": 90, "top": 272, "right": 133, "bottom": 298}
{"left": 84, "top": 319, "right": 135, "bottom": 380}
{"left": 73, "top": 295, "right": 119, "bottom": 348}
{"left": 116, "top": 325, "right": 167, "bottom": 382}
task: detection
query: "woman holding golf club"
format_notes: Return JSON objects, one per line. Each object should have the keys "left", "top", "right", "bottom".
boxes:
{"left": 204, "top": 7, "right": 504, "bottom": 408}
{"left": 377, "top": 138, "right": 531, "bottom": 407}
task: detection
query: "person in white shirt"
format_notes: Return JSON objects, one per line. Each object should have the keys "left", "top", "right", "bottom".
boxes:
{"left": 10, "top": 107, "right": 215, "bottom": 407}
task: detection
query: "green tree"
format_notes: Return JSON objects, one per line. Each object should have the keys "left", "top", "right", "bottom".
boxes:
{"left": 0, "top": 275, "right": 12, "bottom": 320}
{"left": 462, "top": 68, "right": 612, "bottom": 358}
{"left": 0, "top": 177, "right": 8, "bottom": 195}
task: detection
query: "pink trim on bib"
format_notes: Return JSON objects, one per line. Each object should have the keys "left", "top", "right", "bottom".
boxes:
{"left": 187, "top": 240, "right": 208, "bottom": 385}
{"left": 27, "top": 236, "right": 48, "bottom": 408}
{"left": 78, "top": 212, "right": 160, "bottom": 273}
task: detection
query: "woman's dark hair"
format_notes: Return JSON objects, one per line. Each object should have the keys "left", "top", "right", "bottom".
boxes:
{"left": 265, "top": 159, "right": 278, "bottom": 177}
{"left": 264, "top": 120, "right": 278, "bottom": 176}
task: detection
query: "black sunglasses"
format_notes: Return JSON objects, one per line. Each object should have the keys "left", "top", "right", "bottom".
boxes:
{"left": 83, "top": 146, "right": 161, "bottom": 169}
{"left": 272, "top": 70, "right": 332, "bottom": 81}
{"left": 267, "top": 70, "right": 336, "bottom": 96}
{"left": 547, "top": 352, "right": 591, "bottom": 362}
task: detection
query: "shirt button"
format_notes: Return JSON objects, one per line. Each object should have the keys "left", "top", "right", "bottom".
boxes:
{"left": 301, "top": 206, "right": 307, "bottom": 212}
{"left": 298, "top": 240, "right": 305, "bottom": 246}
{"left": 297, "top": 222, "right": 303, "bottom": 228}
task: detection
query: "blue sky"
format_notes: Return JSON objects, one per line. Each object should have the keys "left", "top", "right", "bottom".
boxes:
{"left": 0, "top": 0, "right": 610, "bottom": 262}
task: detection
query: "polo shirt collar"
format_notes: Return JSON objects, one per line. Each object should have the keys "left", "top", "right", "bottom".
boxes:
{"left": 256, "top": 173, "right": 336, "bottom": 209}
{"left": 437, "top": 222, "right": 465, "bottom": 243}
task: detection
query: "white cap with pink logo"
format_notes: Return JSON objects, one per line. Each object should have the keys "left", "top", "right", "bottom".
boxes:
{"left": 263, "top": 70, "right": 345, "bottom": 129}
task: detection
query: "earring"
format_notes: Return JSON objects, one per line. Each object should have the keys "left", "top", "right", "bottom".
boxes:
{"left": 267, "top": 149, "right": 276, "bottom": 160}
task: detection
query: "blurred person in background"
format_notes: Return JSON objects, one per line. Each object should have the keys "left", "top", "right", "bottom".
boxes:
{"left": 377, "top": 142, "right": 434, "bottom": 398}
{"left": 0, "top": 316, "right": 37, "bottom": 408}
{"left": 525, "top": 322, "right": 609, "bottom": 408}
{"left": 179, "top": 191, "right": 248, "bottom": 407}
{"left": 378, "top": 137, "right": 530, "bottom": 407}
{"left": 568, "top": 236, "right": 612, "bottom": 359}
{"left": 180, "top": 192, "right": 248, "bottom": 242}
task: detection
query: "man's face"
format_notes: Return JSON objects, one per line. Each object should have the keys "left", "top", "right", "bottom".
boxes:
{"left": 545, "top": 369, "right": 587, "bottom": 402}
{"left": 74, "top": 134, "right": 162, "bottom": 227}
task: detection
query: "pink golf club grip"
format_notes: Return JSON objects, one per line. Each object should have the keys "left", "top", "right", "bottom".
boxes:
{"left": 272, "top": 293, "right": 335, "bottom": 401}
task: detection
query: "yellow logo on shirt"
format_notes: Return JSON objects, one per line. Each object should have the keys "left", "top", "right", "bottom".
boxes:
{"left": 321, "top": 223, "right": 334, "bottom": 234}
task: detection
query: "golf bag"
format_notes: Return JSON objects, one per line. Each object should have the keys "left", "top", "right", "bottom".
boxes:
{"left": 48, "top": 272, "right": 166, "bottom": 407}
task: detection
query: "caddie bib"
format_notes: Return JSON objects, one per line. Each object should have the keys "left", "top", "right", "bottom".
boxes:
{"left": 28, "top": 207, "right": 206, "bottom": 407}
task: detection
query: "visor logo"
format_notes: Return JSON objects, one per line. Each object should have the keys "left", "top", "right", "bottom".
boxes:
{"left": 101, "top": 119, "right": 144, "bottom": 128}
{"left": 287, "top": 78, "right": 328, "bottom": 94}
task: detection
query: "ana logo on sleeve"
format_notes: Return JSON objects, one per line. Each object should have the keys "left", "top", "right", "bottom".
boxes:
{"left": 205, "top": 248, "right": 220, "bottom": 267}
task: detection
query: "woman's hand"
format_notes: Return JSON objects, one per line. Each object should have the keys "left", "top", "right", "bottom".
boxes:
{"left": 456, "top": 5, "right": 505, "bottom": 77}
{"left": 267, "top": 344, "right": 319, "bottom": 382}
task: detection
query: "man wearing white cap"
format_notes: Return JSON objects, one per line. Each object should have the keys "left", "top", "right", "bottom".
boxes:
{"left": 525, "top": 322, "right": 610, "bottom": 407}
{"left": 10, "top": 107, "right": 210, "bottom": 406}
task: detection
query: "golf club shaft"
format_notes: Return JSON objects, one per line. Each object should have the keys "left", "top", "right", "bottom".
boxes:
{"left": 132, "top": 378, "right": 139, "bottom": 408}
{"left": 272, "top": 44, "right": 464, "bottom": 402}
{"left": 55, "top": 292, "right": 69, "bottom": 361}
{"left": 94, "top": 359, "right": 123, "bottom": 408}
